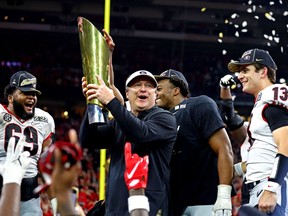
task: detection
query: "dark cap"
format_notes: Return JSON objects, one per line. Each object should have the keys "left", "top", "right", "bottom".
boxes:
{"left": 125, "top": 70, "right": 158, "bottom": 88}
{"left": 228, "top": 48, "right": 277, "bottom": 73}
{"left": 10, "top": 71, "right": 41, "bottom": 95}
{"left": 155, "top": 69, "right": 189, "bottom": 96}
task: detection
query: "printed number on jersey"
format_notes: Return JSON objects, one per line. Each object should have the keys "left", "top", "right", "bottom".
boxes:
{"left": 5, "top": 124, "right": 38, "bottom": 156}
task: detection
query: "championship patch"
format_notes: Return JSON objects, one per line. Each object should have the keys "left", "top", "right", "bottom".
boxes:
{"left": 3, "top": 113, "right": 12, "bottom": 122}
{"left": 33, "top": 116, "right": 48, "bottom": 123}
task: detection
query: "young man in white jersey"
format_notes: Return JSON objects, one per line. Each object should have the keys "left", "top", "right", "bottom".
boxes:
{"left": 228, "top": 48, "right": 288, "bottom": 215}
{"left": 0, "top": 71, "right": 55, "bottom": 216}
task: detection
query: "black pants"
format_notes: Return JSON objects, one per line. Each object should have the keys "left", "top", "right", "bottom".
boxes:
{"left": 0, "top": 175, "right": 39, "bottom": 201}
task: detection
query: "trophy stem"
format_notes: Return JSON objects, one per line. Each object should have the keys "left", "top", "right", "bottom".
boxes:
{"left": 87, "top": 104, "right": 108, "bottom": 124}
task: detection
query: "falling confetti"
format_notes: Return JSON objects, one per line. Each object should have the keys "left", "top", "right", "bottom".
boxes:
{"left": 217, "top": 0, "right": 287, "bottom": 56}
{"left": 231, "top": 13, "right": 238, "bottom": 19}
{"left": 265, "top": 12, "right": 276, "bottom": 21}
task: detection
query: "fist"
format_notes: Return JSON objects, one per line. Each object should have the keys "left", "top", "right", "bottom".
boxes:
{"left": 124, "top": 142, "right": 149, "bottom": 190}
{"left": 220, "top": 75, "right": 236, "bottom": 88}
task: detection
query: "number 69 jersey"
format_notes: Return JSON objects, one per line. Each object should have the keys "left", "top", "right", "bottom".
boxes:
{"left": 246, "top": 84, "right": 288, "bottom": 182}
{"left": 0, "top": 104, "right": 55, "bottom": 178}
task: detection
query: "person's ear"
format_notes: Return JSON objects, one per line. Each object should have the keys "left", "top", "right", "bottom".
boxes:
{"left": 173, "top": 87, "right": 181, "bottom": 96}
{"left": 125, "top": 89, "right": 129, "bottom": 100}
{"left": 8, "top": 94, "right": 13, "bottom": 103}
{"left": 261, "top": 67, "right": 268, "bottom": 78}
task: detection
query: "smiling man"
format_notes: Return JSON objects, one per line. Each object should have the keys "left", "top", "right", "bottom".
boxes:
{"left": 228, "top": 48, "right": 288, "bottom": 215}
{"left": 80, "top": 70, "right": 177, "bottom": 216}
{"left": 0, "top": 71, "right": 55, "bottom": 216}
{"left": 155, "top": 69, "right": 234, "bottom": 216}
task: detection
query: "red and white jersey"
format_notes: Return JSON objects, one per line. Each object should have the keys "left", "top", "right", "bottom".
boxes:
{"left": 246, "top": 84, "right": 288, "bottom": 183}
{"left": 0, "top": 104, "right": 55, "bottom": 178}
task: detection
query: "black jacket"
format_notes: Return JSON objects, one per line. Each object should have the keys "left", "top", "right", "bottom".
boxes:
{"left": 80, "top": 98, "right": 177, "bottom": 216}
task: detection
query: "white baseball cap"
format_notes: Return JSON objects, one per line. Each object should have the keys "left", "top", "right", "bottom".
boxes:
{"left": 125, "top": 70, "right": 157, "bottom": 88}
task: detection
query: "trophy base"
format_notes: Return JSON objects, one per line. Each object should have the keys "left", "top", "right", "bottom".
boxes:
{"left": 87, "top": 104, "right": 108, "bottom": 124}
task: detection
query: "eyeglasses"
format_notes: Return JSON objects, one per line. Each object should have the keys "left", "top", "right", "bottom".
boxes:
{"left": 129, "top": 82, "right": 155, "bottom": 90}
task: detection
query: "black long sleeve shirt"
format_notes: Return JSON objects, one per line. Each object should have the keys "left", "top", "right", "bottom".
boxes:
{"left": 80, "top": 98, "right": 177, "bottom": 216}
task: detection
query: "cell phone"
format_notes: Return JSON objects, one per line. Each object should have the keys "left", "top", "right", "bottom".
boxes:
{"left": 71, "top": 187, "right": 79, "bottom": 207}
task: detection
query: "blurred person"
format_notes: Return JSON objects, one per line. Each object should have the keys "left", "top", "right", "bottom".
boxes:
{"left": 37, "top": 140, "right": 84, "bottom": 216}
{"left": 40, "top": 192, "right": 54, "bottom": 216}
{"left": 228, "top": 48, "right": 288, "bottom": 215}
{"left": 52, "top": 141, "right": 153, "bottom": 216}
{"left": 0, "top": 136, "right": 32, "bottom": 216}
{"left": 155, "top": 69, "right": 234, "bottom": 216}
{"left": 124, "top": 142, "right": 149, "bottom": 216}
{"left": 0, "top": 71, "right": 55, "bottom": 216}
{"left": 50, "top": 143, "right": 83, "bottom": 216}
{"left": 80, "top": 69, "right": 177, "bottom": 215}
{"left": 87, "top": 141, "right": 151, "bottom": 216}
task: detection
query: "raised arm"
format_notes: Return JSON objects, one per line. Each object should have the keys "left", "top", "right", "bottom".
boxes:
{"left": 102, "top": 29, "right": 124, "bottom": 105}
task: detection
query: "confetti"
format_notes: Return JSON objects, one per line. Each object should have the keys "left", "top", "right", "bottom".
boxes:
{"left": 265, "top": 12, "right": 276, "bottom": 21}
{"left": 231, "top": 13, "right": 238, "bottom": 19}
{"left": 242, "top": 21, "right": 248, "bottom": 27}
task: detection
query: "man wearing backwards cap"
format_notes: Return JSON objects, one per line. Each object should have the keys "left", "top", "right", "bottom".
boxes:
{"left": 0, "top": 71, "right": 55, "bottom": 215}
{"left": 228, "top": 48, "right": 288, "bottom": 215}
{"left": 80, "top": 70, "right": 177, "bottom": 215}
{"left": 155, "top": 69, "right": 234, "bottom": 216}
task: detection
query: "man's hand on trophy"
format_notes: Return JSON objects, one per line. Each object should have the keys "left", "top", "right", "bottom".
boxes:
{"left": 82, "top": 76, "right": 88, "bottom": 97}
{"left": 86, "top": 75, "right": 115, "bottom": 105}
{"left": 102, "top": 29, "right": 115, "bottom": 52}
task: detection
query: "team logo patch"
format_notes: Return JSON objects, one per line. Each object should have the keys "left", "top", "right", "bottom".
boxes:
{"left": 256, "top": 92, "right": 262, "bottom": 102}
{"left": 3, "top": 113, "right": 12, "bottom": 122}
{"left": 33, "top": 116, "right": 48, "bottom": 123}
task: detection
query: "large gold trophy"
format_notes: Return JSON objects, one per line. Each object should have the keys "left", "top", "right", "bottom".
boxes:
{"left": 78, "top": 17, "right": 109, "bottom": 123}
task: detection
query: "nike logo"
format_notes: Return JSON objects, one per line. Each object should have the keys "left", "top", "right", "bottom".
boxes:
{"left": 127, "top": 161, "right": 141, "bottom": 179}
{"left": 257, "top": 189, "right": 263, "bottom": 197}
{"left": 255, "top": 58, "right": 263, "bottom": 61}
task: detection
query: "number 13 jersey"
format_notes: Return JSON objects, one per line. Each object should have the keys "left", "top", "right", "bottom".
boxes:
{"left": 246, "top": 84, "right": 288, "bottom": 183}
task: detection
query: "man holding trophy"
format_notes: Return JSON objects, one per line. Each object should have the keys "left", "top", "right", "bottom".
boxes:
{"left": 78, "top": 17, "right": 177, "bottom": 216}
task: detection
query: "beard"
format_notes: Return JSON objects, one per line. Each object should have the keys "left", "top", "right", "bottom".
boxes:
{"left": 13, "top": 100, "right": 35, "bottom": 120}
